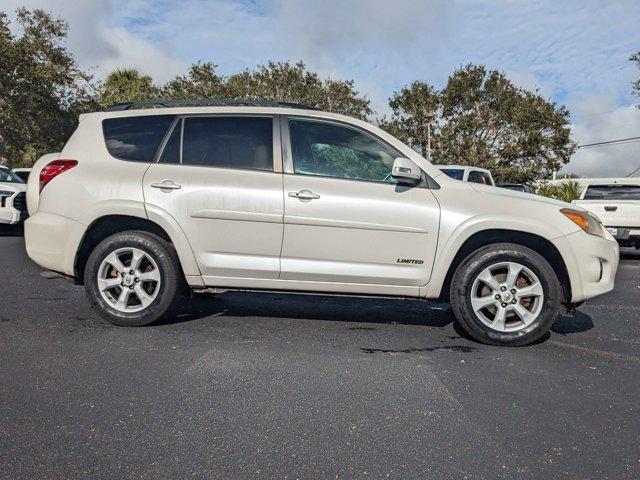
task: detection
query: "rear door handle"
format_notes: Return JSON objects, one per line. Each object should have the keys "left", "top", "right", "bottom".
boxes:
{"left": 604, "top": 206, "right": 617, "bottom": 212}
{"left": 288, "top": 189, "right": 320, "bottom": 200}
{"left": 151, "top": 180, "right": 181, "bottom": 190}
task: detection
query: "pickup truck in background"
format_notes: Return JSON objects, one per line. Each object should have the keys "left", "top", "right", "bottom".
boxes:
{"left": 573, "top": 182, "right": 640, "bottom": 249}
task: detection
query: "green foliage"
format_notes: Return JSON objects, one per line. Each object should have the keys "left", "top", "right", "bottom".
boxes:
{"left": 380, "top": 64, "right": 576, "bottom": 184}
{"left": 163, "top": 62, "right": 225, "bottom": 99}
{"left": 378, "top": 81, "right": 438, "bottom": 158}
{"left": 536, "top": 180, "right": 583, "bottom": 203}
{"left": 95, "top": 68, "right": 160, "bottom": 108}
{"left": 0, "top": 8, "right": 94, "bottom": 167}
{"left": 632, "top": 51, "right": 640, "bottom": 108}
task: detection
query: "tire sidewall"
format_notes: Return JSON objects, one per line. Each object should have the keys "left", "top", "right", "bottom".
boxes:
{"left": 451, "top": 244, "right": 561, "bottom": 346}
{"left": 84, "top": 232, "right": 179, "bottom": 326}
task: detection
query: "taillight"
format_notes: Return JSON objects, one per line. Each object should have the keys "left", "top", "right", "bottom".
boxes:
{"left": 39, "top": 159, "right": 78, "bottom": 192}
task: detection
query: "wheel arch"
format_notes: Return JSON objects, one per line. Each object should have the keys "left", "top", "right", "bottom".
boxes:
{"left": 436, "top": 229, "right": 572, "bottom": 305}
{"left": 74, "top": 213, "right": 201, "bottom": 284}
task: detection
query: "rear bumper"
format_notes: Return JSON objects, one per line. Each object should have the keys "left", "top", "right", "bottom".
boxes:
{"left": 552, "top": 230, "right": 619, "bottom": 303}
{"left": 24, "top": 211, "right": 85, "bottom": 276}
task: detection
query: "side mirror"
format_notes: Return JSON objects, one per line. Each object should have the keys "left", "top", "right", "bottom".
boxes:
{"left": 391, "top": 157, "right": 422, "bottom": 184}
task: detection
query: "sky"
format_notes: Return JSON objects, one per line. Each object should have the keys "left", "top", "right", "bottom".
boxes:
{"left": 5, "top": 0, "right": 640, "bottom": 177}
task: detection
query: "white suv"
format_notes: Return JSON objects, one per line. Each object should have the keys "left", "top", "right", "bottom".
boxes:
{"left": 24, "top": 100, "right": 619, "bottom": 346}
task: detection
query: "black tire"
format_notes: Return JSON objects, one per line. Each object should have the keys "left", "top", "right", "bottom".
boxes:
{"left": 84, "top": 231, "right": 185, "bottom": 326}
{"left": 450, "top": 243, "right": 561, "bottom": 346}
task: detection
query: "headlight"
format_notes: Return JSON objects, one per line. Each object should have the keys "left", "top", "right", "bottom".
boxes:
{"left": 560, "top": 208, "right": 605, "bottom": 237}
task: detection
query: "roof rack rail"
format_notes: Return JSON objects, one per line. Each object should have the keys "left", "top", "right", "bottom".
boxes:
{"left": 105, "top": 98, "right": 319, "bottom": 112}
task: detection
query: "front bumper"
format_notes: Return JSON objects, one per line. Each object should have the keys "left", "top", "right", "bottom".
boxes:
{"left": 552, "top": 230, "right": 619, "bottom": 303}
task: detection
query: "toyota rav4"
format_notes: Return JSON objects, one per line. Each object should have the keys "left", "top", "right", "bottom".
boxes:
{"left": 24, "top": 100, "right": 619, "bottom": 346}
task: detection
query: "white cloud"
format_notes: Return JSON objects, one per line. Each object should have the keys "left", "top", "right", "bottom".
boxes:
{"left": 565, "top": 98, "right": 640, "bottom": 177}
{"left": 3, "top": 0, "right": 184, "bottom": 82}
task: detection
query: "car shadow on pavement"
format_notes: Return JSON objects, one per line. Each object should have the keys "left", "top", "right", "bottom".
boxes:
{"left": 160, "top": 291, "right": 455, "bottom": 329}
{"left": 551, "top": 311, "right": 594, "bottom": 336}
{"left": 0, "top": 224, "right": 24, "bottom": 237}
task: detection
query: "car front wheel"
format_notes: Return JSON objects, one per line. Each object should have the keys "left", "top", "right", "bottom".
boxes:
{"left": 84, "top": 231, "right": 184, "bottom": 326}
{"left": 450, "top": 243, "right": 562, "bottom": 346}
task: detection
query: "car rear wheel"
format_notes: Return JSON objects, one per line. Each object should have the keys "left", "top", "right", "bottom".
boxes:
{"left": 450, "top": 243, "right": 561, "bottom": 346}
{"left": 84, "top": 231, "right": 184, "bottom": 326}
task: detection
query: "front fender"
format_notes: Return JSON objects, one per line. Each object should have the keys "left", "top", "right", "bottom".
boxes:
{"left": 422, "top": 214, "right": 568, "bottom": 298}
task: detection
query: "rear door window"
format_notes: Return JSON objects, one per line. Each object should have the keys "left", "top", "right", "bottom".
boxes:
{"left": 102, "top": 115, "right": 175, "bottom": 162}
{"left": 181, "top": 116, "right": 273, "bottom": 171}
{"left": 583, "top": 184, "right": 640, "bottom": 200}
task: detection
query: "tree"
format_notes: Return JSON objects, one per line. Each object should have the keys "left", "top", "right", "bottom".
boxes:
{"left": 0, "top": 8, "right": 93, "bottom": 167}
{"left": 225, "top": 61, "right": 372, "bottom": 119}
{"left": 378, "top": 81, "right": 439, "bottom": 158}
{"left": 163, "top": 62, "right": 225, "bottom": 99}
{"left": 380, "top": 65, "right": 576, "bottom": 183}
{"left": 536, "top": 180, "right": 583, "bottom": 203}
{"left": 631, "top": 50, "right": 640, "bottom": 108}
{"left": 95, "top": 68, "right": 159, "bottom": 108}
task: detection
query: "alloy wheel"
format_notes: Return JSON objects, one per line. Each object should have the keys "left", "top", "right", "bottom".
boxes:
{"left": 97, "top": 247, "right": 161, "bottom": 313}
{"left": 470, "top": 261, "right": 544, "bottom": 332}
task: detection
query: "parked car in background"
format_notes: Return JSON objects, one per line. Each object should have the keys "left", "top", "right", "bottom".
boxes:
{"left": 439, "top": 165, "right": 495, "bottom": 186}
{"left": 0, "top": 165, "right": 28, "bottom": 225}
{"left": 497, "top": 183, "right": 535, "bottom": 194}
{"left": 24, "top": 99, "right": 619, "bottom": 346}
{"left": 12, "top": 167, "right": 32, "bottom": 183}
{"left": 573, "top": 181, "right": 640, "bottom": 249}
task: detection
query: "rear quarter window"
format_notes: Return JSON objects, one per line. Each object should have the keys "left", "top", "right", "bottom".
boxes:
{"left": 102, "top": 115, "right": 175, "bottom": 162}
{"left": 583, "top": 184, "right": 640, "bottom": 200}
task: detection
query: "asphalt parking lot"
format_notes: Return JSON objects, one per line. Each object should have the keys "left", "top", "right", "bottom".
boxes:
{"left": 1, "top": 226, "right": 639, "bottom": 479}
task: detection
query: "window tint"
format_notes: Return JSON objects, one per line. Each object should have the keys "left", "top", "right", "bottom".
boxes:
{"left": 0, "top": 168, "right": 24, "bottom": 183}
{"left": 583, "top": 184, "right": 640, "bottom": 200}
{"left": 103, "top": 115, "right": 175, "bottom": 162}
{"left": 467, "top": 170, "right": 493, "bottom": 185}
{"left": 440, "top": 168, "right": 464, "bottom": 180}
{"left": 289, "top": 119, "right": 399, "bottom": 183}
{"left": 158, "top": 120, "right": 181, "bottom": 164}
{"left": 182, "top": 117, "right": 273, "bottom": 171}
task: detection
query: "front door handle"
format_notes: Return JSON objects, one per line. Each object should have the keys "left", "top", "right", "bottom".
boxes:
{"left": 151, "top": 180, "right": 181, "bottom": 190}
{"left": 288, "top": 189, "right": 320, "bottom": 200}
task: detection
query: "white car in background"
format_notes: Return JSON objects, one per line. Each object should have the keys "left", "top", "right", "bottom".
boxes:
{"left": 573, "top": 181, "right": 640, "bottom": 249}
{"left": 0, "top": 165, "right": 28, "bottom": 225}
{"left": 438, "top": 165, "right": 495, "bottom": 186}
{"left": 24, "top": 100, "right": 619, "bottom": 346}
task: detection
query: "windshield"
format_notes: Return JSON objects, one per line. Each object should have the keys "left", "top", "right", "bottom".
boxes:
{"left": 439, "top": 168, "right": 464, "bottom": 180}
{"left": 0, "top": 168, "right": 24, "bottom": 184}
{"left": 583, "top": 184, "right": 640, "bottom": 200}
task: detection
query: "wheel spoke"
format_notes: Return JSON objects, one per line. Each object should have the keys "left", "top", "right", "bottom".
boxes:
{"left": 130, "top": 249, "right": 145, "bottom": 271}
{"left": 97, "top": 276, "right": 121, "bottom": 292}
{"left": 134, "top": 284, "right": 155, "bottom": 308}
{"left": 516, "top": 282, "right": 544, "bottom": 298}
{"left": 492, "top": 306, "right": 507, "bottom": 331}
{"left": 505, "top": 262, "right": 523, "bottom": 289}
{"left": 114, "top": 288, "right": 131, "bottom": 310}
{"left": 103, "top": 251, "right": 126, "bottom": 273}
{"left": 477, "top": 269, "right": 501, "bottom": 292}
{"left": 138, "top": 269, "right": 160, "bottom": 283}
{"left": 471, "top": 295, "right": 498, "bottom": 312}
{"left": 512, "top": 303, "right": 537, "bottom": 325}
